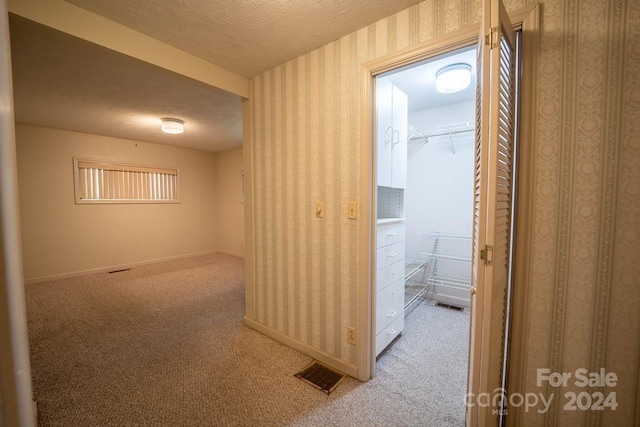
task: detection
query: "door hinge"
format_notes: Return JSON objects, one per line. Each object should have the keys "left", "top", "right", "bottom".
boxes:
{"left": 480, "top": 245, "right": 494, "bottom": 265}
{"left": 485, "top": 26, "right": 499, "bottom": 49}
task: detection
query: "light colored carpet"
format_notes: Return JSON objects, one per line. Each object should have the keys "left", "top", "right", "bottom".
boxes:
{"left": 26, "top": 254, "right": 468, "bottom": 426}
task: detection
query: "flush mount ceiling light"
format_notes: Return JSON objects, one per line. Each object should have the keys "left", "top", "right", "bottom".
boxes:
{"left": 161, "top": 118, "right": 184, "bottom": 134}
{"left": 435, "top": 63, "right": 472, "bottom": 94}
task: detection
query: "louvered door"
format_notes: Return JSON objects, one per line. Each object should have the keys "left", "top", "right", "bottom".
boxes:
{"left": 467, "top": 0, "right": 516, "bottom": 425}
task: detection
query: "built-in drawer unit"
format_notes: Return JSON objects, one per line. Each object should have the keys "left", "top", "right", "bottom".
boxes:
{"left": 376, "top": 260, "right": 404, "bottom": 292}
{"left": 375, "top": 279, "right": 404, "bottom": 335}
{"left": 376, "top": 241, "right": 405, "bottom": 270}
{"left": 375, "top": 313, "right": 404, "bottom": 357}
{"left": 376, "top": 221, "right": 405, "bottom": 249}
{"left": 375, "top": 218, "right": 406, "bottom": 357}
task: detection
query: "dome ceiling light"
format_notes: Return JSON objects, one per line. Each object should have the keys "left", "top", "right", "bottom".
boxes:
{"left": 161, "top": 118, "right": 184, "bottom": 134}
{"left": 435, "top": 63, "right": 472, "bottom": 94}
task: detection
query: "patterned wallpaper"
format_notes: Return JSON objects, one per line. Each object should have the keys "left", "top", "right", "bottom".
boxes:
{"left": 248, "top": 1, "right": 639, "bottom": 425}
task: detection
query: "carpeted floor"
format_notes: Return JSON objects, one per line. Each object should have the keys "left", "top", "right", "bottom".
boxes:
{"left": 25, "top": 254, "right": 468, "bottom": 426}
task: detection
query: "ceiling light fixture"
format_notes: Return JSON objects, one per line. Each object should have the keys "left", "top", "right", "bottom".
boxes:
{"left": 435, "top": 63, "right": 472, "bottom": 94}
{"left": 161, "top": 118, "right": 184, "bottom": 134}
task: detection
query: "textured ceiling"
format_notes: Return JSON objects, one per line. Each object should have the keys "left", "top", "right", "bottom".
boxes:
{"left": 9, "top": 0, "right": 464, "bottom": 153}
{"left": 10, "top": 14, "right": 243, "bottom": 152}
{"left": 64, "top": 0, "right": 426, "bottom": 78}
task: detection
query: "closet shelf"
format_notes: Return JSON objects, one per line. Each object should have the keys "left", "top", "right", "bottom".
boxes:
{"left": 407, "top": 123, "right": 428, "bottom": 142}
{"left": 405, "top": 260, "right": 428, "bottom": 281}
{"left": 377, "top": 217, "right": 405, "bottom": 225}
{"left": 417, "top": 231, "right": 472, "bottom": 240}
{"left": 425, "top": 273, "right": 471, "bottom": 290}
{"left": 407, "top": 121, "right": 475, "bottom": 155}
{"left": 420, "top": 252, "right": 471, "bottom": 263}
{"left": 416, "top": 231, "right": 472, "bottom": 308}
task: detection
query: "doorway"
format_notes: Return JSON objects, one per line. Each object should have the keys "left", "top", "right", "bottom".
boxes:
{"left": 372, "top": 9, "right": 520, "bottom": 425}
{"left": 381, "top": 46, "right": 476, "bottom": 314}
{"left": 374, "top": 44, "right": 477, "bottom": 423}
{"left": 357, "top": 4, "right": 540, "bottom": 425}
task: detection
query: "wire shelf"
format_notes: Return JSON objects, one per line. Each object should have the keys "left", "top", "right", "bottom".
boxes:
{"left": 438, "top": 121, "right": 475, "bottom": 134}
{"left": 414, "top": 231, "right": 472, "bottom": 307}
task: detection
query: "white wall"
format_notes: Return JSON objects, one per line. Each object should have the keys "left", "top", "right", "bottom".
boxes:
{"left": 215, "top": 147, "right": 244, "bottom": 257}
{"left": 405, "top": 101, "right": 474, "bottom": 262}
{"left": 16, "top": 124, "right": 219, "bottom": 281}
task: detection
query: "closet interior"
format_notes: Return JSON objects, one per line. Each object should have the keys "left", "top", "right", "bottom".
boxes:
{"left": 375, "top": 46, "right": 476, "bottom": 357}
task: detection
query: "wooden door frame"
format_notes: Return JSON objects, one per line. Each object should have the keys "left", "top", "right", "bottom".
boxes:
{"left": 358, "top": 25, "right": 479, "bottom": 382}
{"left": 357, "top": 6, "right": 540, "bottom": 421}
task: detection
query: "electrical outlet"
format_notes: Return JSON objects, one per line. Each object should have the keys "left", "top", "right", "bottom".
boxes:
{"left": 347, "top": 326, "right": 356, "bottom": 345}
{"left": 315, "top": 201, "right": 324, "bottom": 218}
{"left": 347, "top": 201, "right": 358, "bottom": 219}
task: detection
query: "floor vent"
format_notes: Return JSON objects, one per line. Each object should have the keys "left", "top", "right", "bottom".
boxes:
{"left": 436, "top": 302, "right": 464, "bottom": 312}
{"left": 294, "top": 361, "right": 345, "bottom": 395}
{"left": 108, "top": 268, "right": 131, "bottom": 274}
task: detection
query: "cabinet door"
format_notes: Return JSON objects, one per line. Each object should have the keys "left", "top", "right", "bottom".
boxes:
{"left": 391, "top": 85, "right": 408, "bottom": 188}
{"left": 376, "top": 78, "right": 393, "bottom": 187}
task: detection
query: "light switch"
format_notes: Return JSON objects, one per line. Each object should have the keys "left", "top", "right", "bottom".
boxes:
{"left": 315, "top": 202, "right": 324, "bottom": 218}
{"left": 348, "top": 201, "right": 358, "bottom": 219}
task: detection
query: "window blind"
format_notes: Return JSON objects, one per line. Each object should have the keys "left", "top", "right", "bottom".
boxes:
{"left": 74, "top": 159, "right": 180, "bottom": 204}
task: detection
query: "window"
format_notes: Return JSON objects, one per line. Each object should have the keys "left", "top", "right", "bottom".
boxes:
{"left": 73, "top": 158, "right": 180, "bottom": 204}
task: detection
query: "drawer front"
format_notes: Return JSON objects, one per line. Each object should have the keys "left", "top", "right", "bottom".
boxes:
{"left": 375, "top": 313, "right": 404, "bottom": 356}
{"left": 376, "top": 241, "right": 405, "bottom": 270}
{"left": 376, "top": 222, "right": 405, "bottom": 249}
{"left": 376, "top": 260, "right": 404, "bottom": 292}
{"left": 375, "top": 279, "right": 404, "bottom": 334}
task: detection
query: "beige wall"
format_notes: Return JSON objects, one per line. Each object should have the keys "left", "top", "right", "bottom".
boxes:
{"left": 215, "top": 147, "right": 244, "bottom": 257}
{"left": 16, "top": 124, "right": 218, "bottom": 281}
{"left": 247, "top": 0, "right": 640, "bottom": 425}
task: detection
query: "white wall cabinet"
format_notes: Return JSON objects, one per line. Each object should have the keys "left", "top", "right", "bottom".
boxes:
{"left": 376, "top": 79, "right": 408, "bottom": 189}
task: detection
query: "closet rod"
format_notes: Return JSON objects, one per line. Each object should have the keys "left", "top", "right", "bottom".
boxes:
{"left": 408, "top": 127, "right": 475, "bottom": 142}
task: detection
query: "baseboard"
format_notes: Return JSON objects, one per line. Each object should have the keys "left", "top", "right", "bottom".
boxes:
{"left": 216, "top": 250, "right": 245, "bottom": 259}
{"left": 24, "top": 250, "right": 219, "bottom": 285}
{"left": 243, "top": 316, "right": 358, "bottom": 379}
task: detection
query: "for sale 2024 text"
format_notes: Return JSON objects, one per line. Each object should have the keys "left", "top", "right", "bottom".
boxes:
{"left": 537, "top": 368, "right": 618, "bottom": 411}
